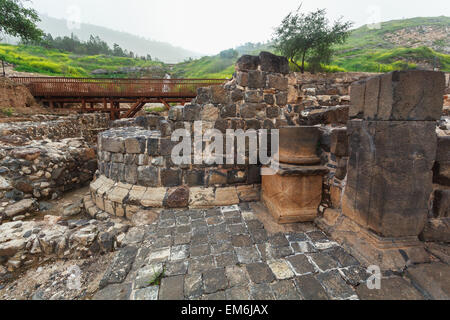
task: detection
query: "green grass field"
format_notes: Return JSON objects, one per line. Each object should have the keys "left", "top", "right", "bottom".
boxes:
{"left": 1, "top": 17, "right": 449, "bottom": 78}
{"left": 0, "top": 44, "right": 164, "bottom": 77}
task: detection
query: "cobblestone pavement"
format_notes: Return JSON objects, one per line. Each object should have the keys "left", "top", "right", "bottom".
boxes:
{"left": 92, "top": 203, "right": 441, "bottom": 300}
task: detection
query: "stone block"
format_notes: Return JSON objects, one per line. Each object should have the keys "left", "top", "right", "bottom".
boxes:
{"left": 102, "top": 136, "right": 124, "bottom": 153}
{"left": 108, "top": 186, "right": 129, "bottom": 203}
{"left": 201, "top": 104, "right": 219, "bottom": 121}
{"left": 406, "top": 262, "right": 450, "bottom": 300}
{"left": 230, "top": 88, "right": 244, "bottom": 102}
{"left": 262, "top": 166, "right": 326, "bottom": 224}
{"left": 168, "top": 105, "right": 184, "bottom": 121}
{"left": 248, "top": 70, "right": 265, "bottom": 89}
{"left": 125, "top": 136, "right": 146, "bottom": 154}
{"left": 141, "top": 188, "right": 167, "bottom": 207}
{"left": 160, "top": 169, "right": 181, "bottom": 187}
{"left": 343, "top": 120, "right": 436, "bottom": 237}
{"left": 215, "top": 187, "right": 239, "bottom": 206}
{"left": 433, "top": 189, "right": 449, "bottom": 218}
{"left": 248, "top": 165, "right": 262, "bottom": 184}
{"left": 335, "top": 158, "right": 348, "bottom": 180}
{"left": 189, "top": 187, "right": 215, "bottom": 208}
{"left": 267, "top": 74, "right": 288, "bottom": 91}
{"left": 227, "top": 170, "right": 247, "bottom": 184}
{"left": 330, "top": 184, "right": 342, "bottom": 209}
{"left": 275, "top": 92, "right": 288, "bottom": 106}
{"left": 207, "top": 169, "right": 228, "bottom": 186}
{"left": 434, "top": 135, "right": 450, "bottom": 186}
{"left": 236, "top": 72, "right": 249, "bottom": 87}
{"left": 259, "top": 52, "right": 289, "bottom": 74}
{"left": 214, "top": 119, "right": 229, "bottom": 133}
{"left": 196, "top": 87, "right": 212, "bottom": 104}
{"left": 351, "top": 71, "right": 445, "bottom": 121}
{"left": 137, "top": 166, "right": 159, "bottom": 187}
{"left": 330, "top": 129, "right": 348, "bottom": 157}
{"left": 236, "top": 185, "right": 261, "bottom": 202}
{"left": 264, "top": 94, "right": 275, "bottom": 105}
{"left": 240, "top": 103, "right": 260, "bottom": 119}
{"left": 159, "top": 275, "right": 185, "bottom": 300}
{"left": 245, "top": 90, "right": 263, "bottom": 103}
{"left": 211, "top": 86, "right": 229, "bottom": 104}
{"left": 164, "top": 186, "right": 190, "bottom": 208}
{"left": 236, "top": 55, "right": 260, "bottom": 72}
{"left": 124, "top": 165, "right": 138, "bottom": 185}
{"left": 183, "top": 104, "right": 202, "bottom": 121}
{"left": 220, "top": 104, "right": 237, "bottom": 118}
{"left": 111, "top": 153, "right": 124, "bottom": 163}
{"left": 160, "top": 138, "right": 177, "bottom": 157}
{"left": 421, "top": 218, "right": 450, "bottom": 242}
{"left": 127, "top": 185, "right": 147, "bottom": 205}
{"left": 185, "top": 170, "right": 205, "bottom": 187}
{"left": 147, "top": 138, "right": 159, "bottom": 156}
{"left": 245, "top": 119, "right": 261, "bottom": 130}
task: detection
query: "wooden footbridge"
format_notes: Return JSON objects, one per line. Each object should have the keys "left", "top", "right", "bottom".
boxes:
{"left": 10, "top": 77, "right": 227, "bottom": 119}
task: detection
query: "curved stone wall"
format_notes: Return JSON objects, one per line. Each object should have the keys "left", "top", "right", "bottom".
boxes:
{"left": 89, "top": 126, "right": 261, "bottom": 219}
{"left": 86, "top": 52, "right": 298, "bottom": 218}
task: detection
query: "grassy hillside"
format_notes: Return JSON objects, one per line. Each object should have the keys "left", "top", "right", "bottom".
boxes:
{"left": 332, "top": 16, "right": 450, "bottom": 72}
{"left": 173, "top": 16, "right": 450, "bottom": 77}
{"left": 1, "top": 16, "right": 449, "bottom": 78}
{"left": 0, "top": 44, "right": 165, "bottom": 77}
{"left": 3, "top": 14, "right": 202, "bottom": 64}
{"left": 171, "top": 56, "right": 236, "bottom": 79}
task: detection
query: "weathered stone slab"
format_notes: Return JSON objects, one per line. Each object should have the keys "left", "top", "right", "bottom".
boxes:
{"left": 245, "top": 263, "right": 275, "bottom": 284}
{"left": 406, "top": 262, "right": 450, "bottom": 300}
{"left": 421, "top": 218, "right": 450, "bottom": 242}
{"left": 159, "top": 275, "right": 185, "bottom": 300}
{"left": 317, "top": 270, "right": 356, "bottom": 300}
{"left": 356, "top": 276, "right": 423, "bottom": 300}
{"left": 203, "top": 268, "right": 228, "bottom": 294}
{"left": 350, "top": 71, "right": 445, "bottom": 121}
{"left": 100, "top": 246, "right": 138, "bottom": 289}
{"left": 270, "top": 280, "right": 302, "bottom": 300}
{"left": 294, "top": 274, "right": 329, "bottom": 300}
{"left": 434, "top": 135, "right": 450, "bottom": 186}
{"left": 343, "top": 120, "right": 436, "bottom": 237}
{"left": 286, "top": 254, "right": 315, "bottom": 276}
{"left": 93, "top": 283, "right": 132, "bottom": 300}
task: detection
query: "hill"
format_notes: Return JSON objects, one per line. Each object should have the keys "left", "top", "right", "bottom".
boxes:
{"left": 4, "top": 14, "right": 202, "bottom": 64}
{"left": 1, "top": 16, "right": 449, "bottom": 78}
{"left": 0, "top": 44, "right": 168, "bottom": 77}
{"left": 173, "top": 16, "right": 450, "bottom": 78}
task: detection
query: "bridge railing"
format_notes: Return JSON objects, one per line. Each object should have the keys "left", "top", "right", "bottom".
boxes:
{"left": 10, "top": 77, "right": 228, "bottom": 98}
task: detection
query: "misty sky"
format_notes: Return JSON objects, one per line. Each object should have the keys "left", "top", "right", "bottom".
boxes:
{"left": 28, "top": 0, "right": 450, "bottom": 55}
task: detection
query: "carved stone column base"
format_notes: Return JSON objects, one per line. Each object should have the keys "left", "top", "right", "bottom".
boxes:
{"left": 262, "top": 163, "right": 328, "bottom": 224}
{"left": 317, "top": 209, "right": 431, "bottom": 271}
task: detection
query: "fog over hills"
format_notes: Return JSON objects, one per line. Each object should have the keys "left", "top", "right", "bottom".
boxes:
{"left": 34, "top": 15, "right": 203, "bottom": 63}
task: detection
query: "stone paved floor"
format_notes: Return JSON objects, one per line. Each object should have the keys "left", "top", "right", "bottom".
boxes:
{"left": 93, "top": 203, "right": 448, "bottom": 300}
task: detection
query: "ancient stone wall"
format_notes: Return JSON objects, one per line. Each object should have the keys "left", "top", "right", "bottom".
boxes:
{"left": 423, "top": 134, "right": 450, "bottom": 242}
{"left": 0, "top": 77, "right": 37, "bottom": 110}
{"left": 0, "top": 216, "right": 131, "bottom": 272}
{"left": 0, "top": 138, "right": 97, "bottom": 221}
{"left": 86, "top": 52, "right": 294, "bottom": 218}
{"left": 0, "top": 114, "right": 110, "bottom": 223}
{"left": 0, "top": 113, "right": 110, "bottom": 145}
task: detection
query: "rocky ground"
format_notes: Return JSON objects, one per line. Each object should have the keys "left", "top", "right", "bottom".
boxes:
{"left": 0, "top": 181, "right": 449, "bottom": 302}
{"left": 92, "top": 203, "right": 450, "bottom": 300}
{"left": 3, "top": 194, "right": 447, "bottom": 300}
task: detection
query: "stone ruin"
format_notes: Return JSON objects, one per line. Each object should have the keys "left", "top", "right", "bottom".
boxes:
{"left": 1, "top": 51, "right": 449, "bottom": 277}
{"left": 84, "top": 52, "right": 448, "bottom": 271}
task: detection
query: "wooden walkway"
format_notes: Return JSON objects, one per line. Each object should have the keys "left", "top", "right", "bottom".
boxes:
{"left": 11, "top": 77, "right": 226, "bottom": 119}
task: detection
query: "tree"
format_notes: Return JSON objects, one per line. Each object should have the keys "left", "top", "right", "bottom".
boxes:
{"left": 273, "top": 6, "right": 353, "bottom": 73}
{"left": 0, "top": 0, "right": 43, "bottom": 41}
